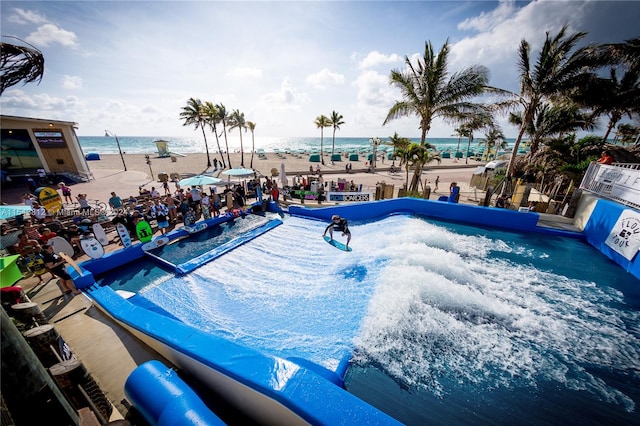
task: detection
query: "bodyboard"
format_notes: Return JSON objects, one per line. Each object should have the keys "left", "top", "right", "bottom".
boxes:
{"left": 183, "top": 222, "right": 208, "bottom": 234}
{"left": 324, "top": 235, "right": 352, "bottom": 252}
{"left": 49, "top": 236, "right": 75, "bottom": 257}
{"left": 80, "top": 236, "right": 105, "bottom": 259}
{"left": 136, "top": 220, "right": 153, "bottom": 242}
{"left": 116, "top": 223, "right": 132, "bottom": 248}
{"left": 25, "top": 254, "right": 47, "bottom": 276}
{"left": 142, "top": 236, "right": 170, "bottom": 251}
{"left": 59, "top": 252, "right": 82, "bottom": 274}
{"left": 92, "top": 223, "right": 109, "bottom": 246}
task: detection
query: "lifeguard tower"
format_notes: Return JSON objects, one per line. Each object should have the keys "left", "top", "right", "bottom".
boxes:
{"left": 153, "top": 140, "right": 171, "bottom": 158}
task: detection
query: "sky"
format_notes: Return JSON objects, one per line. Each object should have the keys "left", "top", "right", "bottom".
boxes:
{"left": 1, "top": 0, "right": 638, "bottom": 140}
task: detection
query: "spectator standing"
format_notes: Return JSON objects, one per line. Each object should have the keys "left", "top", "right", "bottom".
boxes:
{"left": 25, "top": 174, "right": 37, "bottom": 193}
{"left": 58, "top": 182, "right": 73, "bottom": 204}
{"left": 109, "top": 192, "right": 123, "bottom": 210}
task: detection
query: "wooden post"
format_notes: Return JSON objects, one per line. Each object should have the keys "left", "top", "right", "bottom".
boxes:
{"left": 49, "top": 359, "right": 113, "bottom": 423}
{"left": 22, "top": 325, "right": 65, "bottom": 368}
{"left": 10, "top": 302, "right": 48, "bottom": 330}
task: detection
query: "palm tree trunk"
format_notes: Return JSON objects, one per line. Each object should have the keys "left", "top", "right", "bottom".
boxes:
{"left": 222, "top": 124, "right": 232, "bottom": 168}
{"left": 320, "top": 130, "right": 325, "bottom": 165}
{"left": 331, "top": 129, "right": 336, "bottom": 156}
{"left": 212, "top": 125, "right": 225, "bottom": 168}
{"left": 602, "top": 119, "right": 616, "bottom": 143}
{"left": 239, "top": 131, "right": 244, "bottom": 167}
{"left": 410, "top": 127, "right": 428, "bottom": 190}
{"left": 505, "top": 123, "right": 527, "bottom": 178}
{"left": 200, "top": 127, "right": 212, "bottom": 168}
{"left": 465, "top": 135, "right": 473, "bottom": 164}
{"left": 250, "top": 133, "right": 255, "bottom": 169}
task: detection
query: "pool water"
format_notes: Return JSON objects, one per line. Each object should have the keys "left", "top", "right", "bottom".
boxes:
{"left": 100, "top": 214, "right": 640, "bottom": 424}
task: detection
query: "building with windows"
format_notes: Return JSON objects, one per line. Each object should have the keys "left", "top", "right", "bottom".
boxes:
{"left": 0, "top": 115, "right": 92, "bottom": 184}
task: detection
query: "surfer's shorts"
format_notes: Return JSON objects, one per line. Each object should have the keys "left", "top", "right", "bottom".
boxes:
{"left": 52, "top": 267, "right": 72, "bottom": 280}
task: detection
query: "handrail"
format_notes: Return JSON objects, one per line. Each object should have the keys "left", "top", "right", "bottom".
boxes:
{"left": 579, "top": 162, "right": 640, "bottom": 210}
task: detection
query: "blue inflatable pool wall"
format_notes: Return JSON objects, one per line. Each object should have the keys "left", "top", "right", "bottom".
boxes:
{"left": 75, "top": 197, "right": 638, "bottom": 425}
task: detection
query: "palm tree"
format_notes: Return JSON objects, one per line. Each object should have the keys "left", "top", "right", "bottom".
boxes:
{"left": 478, "top": 128, "right": 508, "bottom": 160}
{"left": 247, "top": 121, "right": 256, "bottom": 168}
{"left": 452, "top": 126, "right": 467, "bottom": 158}
{"left": 504, "top": 25, "right": 598, "bottom": 178}
{"left": 383, "top": 40, "right": 491, "bottom": 190}
{"left": 215, "top": 103, "right": 232, "bottom": 169}
{"left": 180, "top": 97, "right": 212, "bottom": 168}
{"left": 329, "top": 111, "right": 345, "bottom": 157}
{"left": 0, "top": 37, "right": 45, "bottom": 95}
{"left": 575, "top": 67, "right": 640, "bottom": 143}
{"left": 462, "top": 112, "right": 493, "bottom": 164}
{"left": 509, "top": 102, "right": 594, "bottom": 155}
{"left": 314, "top": 115, "right": 331, "bottom": 165}
{"left": 615, "top": 123, "right": 639, "bottom": 146}
{"left": 387, "top": 132, "right": 411, "bottom": 166}
{"left": 229, "top": 109, "right": 247, "bottom": 167}
{"left": 202, "top": 101, "right": 226, "bottom": 168}
{"left": 396, "top": 142, "right": 441, "bottom": 191}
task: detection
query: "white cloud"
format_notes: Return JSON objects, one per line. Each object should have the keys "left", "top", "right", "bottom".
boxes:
{"left": 354, "top": 70, "right": 394, "bottom": 107}
{"left": 457, "top": 0, "right": 516, "bottom": 32}
{"left": 0, "top": 89, "right": 78, "bottom": 111}
{"left": 359, "top": 51, "right": 403, "bottom": 69}
{"left": 262, "top": 78, "right": 310, "bottom": 108}
{"left": 306, "top": 68, "right": 344, "bottom": 89}
{"left": 449, "top": 1, "right": 590, "bottom": 92}
{"left": 227, "top": 67, "right": 263, "bottom": 80}
{"left": 62, "top": 75, "right": 82, "bottom": 90}
{"left": 26, "top": 23, "right": 78, "bottom": 48}
{"left": 7, "top": 8, "right": 48, "bottom": 25}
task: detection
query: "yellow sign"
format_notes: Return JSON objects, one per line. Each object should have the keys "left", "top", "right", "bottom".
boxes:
{"left": 36, "top": 187, "right": 63, "bottom": 213}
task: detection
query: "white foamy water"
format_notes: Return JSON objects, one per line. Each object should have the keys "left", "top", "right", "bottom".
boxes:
{"left": 140, "top": 214, "right": 640, "bottom": 412}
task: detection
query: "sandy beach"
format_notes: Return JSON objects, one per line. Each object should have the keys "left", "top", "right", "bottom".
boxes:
{"left": 2, "top": 150, "right": 484, "bottom": 206}
{"left": 77, "top": 151, "right": 483, "bottom": 205}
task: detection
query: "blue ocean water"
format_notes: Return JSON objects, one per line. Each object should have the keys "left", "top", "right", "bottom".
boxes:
{"left": 79, "top": 136, "right": 513, "bottom": 156}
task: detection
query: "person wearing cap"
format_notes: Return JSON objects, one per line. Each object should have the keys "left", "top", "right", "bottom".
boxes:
{"left": 323, "top": 214, "right": 351, "bottom": 250}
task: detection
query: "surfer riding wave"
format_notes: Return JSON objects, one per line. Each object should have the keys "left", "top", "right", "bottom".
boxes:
{"left": 323, "top": 214, "right": 351, "bottom": 250}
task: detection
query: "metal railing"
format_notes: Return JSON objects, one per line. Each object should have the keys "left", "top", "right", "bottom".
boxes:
{"left": 579, "top": 162, "right": 640, "bottom": 210}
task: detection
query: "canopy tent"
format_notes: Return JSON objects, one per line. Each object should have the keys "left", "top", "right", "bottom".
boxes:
{"left": 177, "top": 175, "right": 222, "bottom": 187}
{"left": 221, "top": 168, "right": 256, "bottom": 178}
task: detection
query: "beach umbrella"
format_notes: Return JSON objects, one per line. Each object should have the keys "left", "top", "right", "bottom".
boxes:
{"left": 222, "top": 168, "right": 255, "bottom": 178}
{"left": 280, "top": 162, "right": 288, "bottom": 187}
{"left": 0, "top": 205, "right": 32, "bottom": 220}
{"left": 178, "top": 175, "right": 222, "bottom": 187}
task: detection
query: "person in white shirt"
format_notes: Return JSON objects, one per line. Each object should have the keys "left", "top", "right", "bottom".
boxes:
{"left": 31, "top": 202, "right": 48, "bottom": 223}
{"left": 189, "top": 187, "right": 202, "bottom": 214}
{"left": 201, "top": 193, "right": 211, "bottom": 219}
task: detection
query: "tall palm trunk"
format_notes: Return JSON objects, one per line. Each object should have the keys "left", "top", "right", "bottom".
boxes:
{"left": 320, "top": 129, "right": 325, "bottom": 165}
{"left": 465, "top": 134, "right": 473, "bottom": 164}
{"left": 505, "top": 104, "right": 536, "bottom": 178}
{"left": 250, "top": 133, "right": 255, "bottom": 169}
{"left": 212, "top": 124, "right": 225, "bottom": 168}
{"left": 331, "top": 129, "right": 336, "bottom": 156}
{"left": 222, "top": 123, "right": 232, "bottom": 168}
{"left": 200, "top": 127, "right": 212, "bottom": 168}
{"left": 409, "top": 127, "right": 429, "bottom": 191}
{"left": 239, "top": 130, "right": 245, "bottom": 167}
